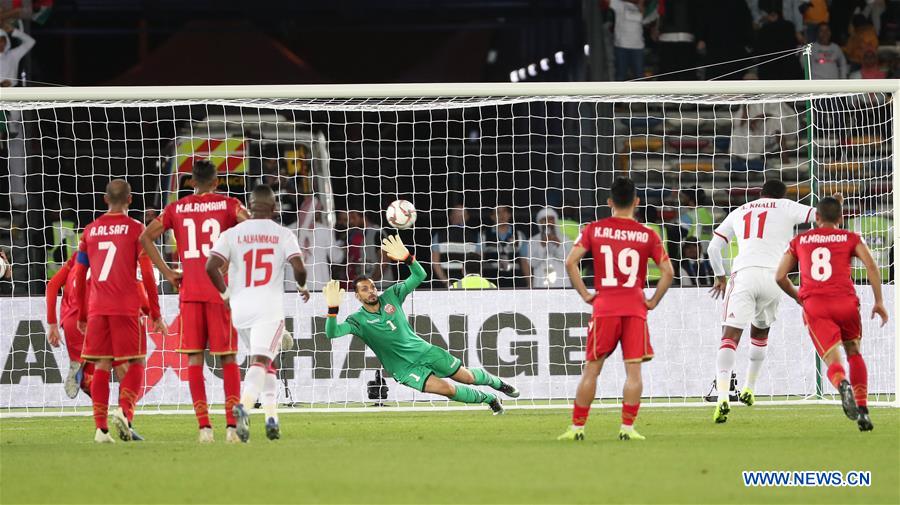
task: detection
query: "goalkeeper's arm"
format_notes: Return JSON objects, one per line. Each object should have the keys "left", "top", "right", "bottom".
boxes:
{"left": 323, "top": 280, "right": 356, "bottom": 339}
{"left": 382, "top": 235, "right": 427, "bottom": 298}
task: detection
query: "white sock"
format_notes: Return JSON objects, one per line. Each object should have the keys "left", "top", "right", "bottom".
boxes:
{"left": 261, "top": 371, "right": 279, "bottom": 422}
{"left": 716, "top": 339, "right": 737, "bottom": 402}
{"left": 571, "top": 425, "right": 583, "bottom": 431}
{"left": 240, "top": 364, "right": 266, "bottom": 408}
{"left": 745, "top": 337, "right": 768, "bottom": 391}
{"left": 620, "top": 424, "right": 635, "bottom": 432}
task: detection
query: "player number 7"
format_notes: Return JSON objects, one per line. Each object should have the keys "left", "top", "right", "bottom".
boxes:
{"left": 96, "top": 241, "right": 117, "bottom": 282}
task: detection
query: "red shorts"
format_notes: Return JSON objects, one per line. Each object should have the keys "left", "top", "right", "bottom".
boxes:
{"left": 802, "top": 296, "right": 862, "bottom": 357}
{"left": 61, "top": 316, "right": 85, "bottom": 363}
{"left": 586, "top": 316, "right": 653, "bottom": 363}
{"left": 178, "top": 302, "right": 237, "bottom": 355}
{"left": 81, "top": 315, "right": 145, "bottom": 361}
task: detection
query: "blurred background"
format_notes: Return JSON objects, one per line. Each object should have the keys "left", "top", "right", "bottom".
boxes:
{"left": 0, "top": 0, "right": 896, "bottom": 296}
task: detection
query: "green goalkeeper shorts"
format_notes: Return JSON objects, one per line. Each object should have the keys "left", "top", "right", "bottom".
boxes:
{"left": 394, "top": 345, "right": 463, "bottom": 392}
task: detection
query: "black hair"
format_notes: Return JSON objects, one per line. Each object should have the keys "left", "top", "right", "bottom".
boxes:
{"left": 192, "top": 159, "right": 218, "bottom": 185}
{"left": 761, "top": 180, "right": 787, "bottom": 199}
{"left": 609, "top": 176, "right": 637, "bottom": 209}
{"left": 817, "top": 196, "right": 842, "bottom": 223}
{"left": 463, "top": 254, "right": 482, "bottom": 276}
{"left": 353, "top": 276, "right": 374, "bottom": 293}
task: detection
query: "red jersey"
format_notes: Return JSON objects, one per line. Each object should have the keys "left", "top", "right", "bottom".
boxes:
{"left": 46, "top": 255, "right": 80, "bottom": 324}
{"left": 158, "top": 193, "right": 245, "bottom": 303}
{"left": 77, "top": 213, "right": 147, "bottom": 317}
{"left": 788, "top": 227, "right": 861, "bottom": 301}
{"left": 576, "top": 217, "right": 668, "bottom": 319}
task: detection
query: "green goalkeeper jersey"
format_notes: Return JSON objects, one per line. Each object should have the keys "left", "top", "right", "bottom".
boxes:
{"left": 325, "top": 260, "right": 431, "bottom": 375}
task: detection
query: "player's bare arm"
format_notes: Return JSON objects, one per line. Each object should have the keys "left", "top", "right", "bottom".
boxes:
{"left": 139, "top": 219, "right": 182, "bottom": 290}
{"left": 645, "top": 256, "right": 674, "bottom": 310}
{"left": 205, "top": 253, "right": 229, "bottom": 299}
{"left": 138, "top": 254, "right": 168, "bottom": 335}
{"left": 565, "top": 244, "right": 594, "bottom": 304}
{"left": 706, "top": 233, "right": 728, "bottom": 299}
{"left": 854, "top": 240, "right": 888, "bottom": 326}
{"left": 774, "top": 251, "right": 800, "bottom": 304}
{"left": 289, "top": 255, "right": 310, "bottom": 303}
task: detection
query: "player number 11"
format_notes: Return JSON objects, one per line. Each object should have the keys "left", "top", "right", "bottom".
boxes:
{"left": 742, "top": 211, "right": 768, "bottom": 239}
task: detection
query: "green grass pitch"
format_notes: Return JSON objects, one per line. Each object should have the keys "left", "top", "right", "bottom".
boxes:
{"left": 1, "top": 405, "right": 897, "bottom": 504}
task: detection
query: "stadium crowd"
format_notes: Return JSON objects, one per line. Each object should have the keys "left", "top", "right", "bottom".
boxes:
{"left": 604, "top": 0, "right": 898, "bottom": 81}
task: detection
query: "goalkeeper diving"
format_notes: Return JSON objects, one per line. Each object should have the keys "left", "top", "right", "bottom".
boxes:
{"left": 324, "top": 235, "right": 518, "bottom": 413}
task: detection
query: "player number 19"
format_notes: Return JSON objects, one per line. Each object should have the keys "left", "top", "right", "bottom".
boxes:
{"left": 599, "top": 245, "right": 640, "bottom": 288}
{"left": 810, "top": 247, "right": 832, "bottom": 281}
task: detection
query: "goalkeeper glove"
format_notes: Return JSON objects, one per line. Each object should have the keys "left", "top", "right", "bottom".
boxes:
{"left": 324, "top": 280, "right": 345, "bottom": 314}
{"left": 382, "top": 235, "right": 412, "bottom": 264}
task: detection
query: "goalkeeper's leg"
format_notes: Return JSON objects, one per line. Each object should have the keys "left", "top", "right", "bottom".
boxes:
{"left": 451, "top": 366, "right": 519, "bottom": 398}
{"left": 422, "top": 375, "right": 502, "bottom": 414}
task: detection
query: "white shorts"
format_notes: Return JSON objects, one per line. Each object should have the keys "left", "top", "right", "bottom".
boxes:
{"left": 722, "top": 267, "right": 781, "bottom": 330}
{"left": 237, "top": 320, "right": 285, "bottom": 360}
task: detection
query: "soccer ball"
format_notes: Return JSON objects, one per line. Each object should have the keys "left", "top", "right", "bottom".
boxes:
{"left": 386, "top": 199, "right": 417, "bottom": 230}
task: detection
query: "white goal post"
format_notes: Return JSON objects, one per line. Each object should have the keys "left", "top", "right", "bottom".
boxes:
{"left": 0, "top": 80, "right": 897, "bottom": 416}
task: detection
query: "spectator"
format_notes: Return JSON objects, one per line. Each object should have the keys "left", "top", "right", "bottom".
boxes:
{"left": 0, "top": 21, "right": 33, "bottom": 87}
{"left": 849, "top": 50, "right": 886, "bottom": 78}
{"left": 294, "top": 205, "right": 344, "bottom": 291}
{"left": 679, "top": 238, "right": 714, "bottom": 287}
{"left": 524, "top": 208, "right": 573, "bottom": 288}
{"left": 755, "top": 7, "right": 804, "bottom": 80}
{"left": 829, "top": 0, "right": 866, "bottom": 45}
{"left": 677, "top": 189, "right": 714, "bottom": 244}
{"left": 805, "top": 23, "right": 849, "bottom": 79}
{"left": 801, "top": 0, "right": 830, "bottom": 42}
{"left": 862, "top": 0, "right": 886, "bottom": 35}
{"left": 1, "top": 21, "right": 35, "bottom": 211}
{"left": 655, "top": 0, "right": 701, "bottom": 80}
{"left": 609, "top": 0, "right": 648, "bottom": 81}
{"left": 730, "top": 101, "right": 801, "bottom": 169}
{"left": 480, "top": 205, "right": 530, "bottom": 288}
{"left": 451, "top": 255, "right": 497, "bottom": 289}
{"left": 346, "top": 210, "right": 382, "bottom": 286}
{"left": 843, "top": 15, "right": 879, "bottom": 67}
{"left": 757, "top": 0, "right": 805, "bottom": 42}
{"left": 431, "top": 204, "right": 479, "bottom": 287}
{"left": 331, "top": 210, "right": 349, "bottom": 283}
{"left": 698, "top": 0, "right": 754, "bottom": 80}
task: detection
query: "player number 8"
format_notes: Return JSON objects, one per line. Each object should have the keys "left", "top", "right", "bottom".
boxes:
{"left": 810, "top": 247, "right": 832, "bottom": 281}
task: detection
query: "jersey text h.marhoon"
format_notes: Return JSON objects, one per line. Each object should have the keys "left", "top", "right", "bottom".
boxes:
{"left": 237, "top": 234, "right": 280, "bottom": 245}
{"left": 176, "top": 200, "right": 228, "bottom": 213}
{"left": 594, "top": 227, "right": 650, "bottom": 243}
{"left": 799, "top": 234, "right": 849, "bottom": 244}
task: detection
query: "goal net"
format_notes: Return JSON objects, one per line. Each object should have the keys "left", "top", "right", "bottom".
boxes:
{"left": 0, "top": 82, "right": 896, "bottom": 415}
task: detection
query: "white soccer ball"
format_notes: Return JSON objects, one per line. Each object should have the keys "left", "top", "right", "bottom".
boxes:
{"left": 386, "top": 199, "right": 417, "bottom": 230}
{"left": 0, "top": 253, "right": 8, "bottom": 279}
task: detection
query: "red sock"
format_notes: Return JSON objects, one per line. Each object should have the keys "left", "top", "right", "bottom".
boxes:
{"left": 572, "top": 403, "right": 591, "bottom": 427}
{"left": 188, "top": 364, "right": 211, "bottom": 429}
{"left": 622, "top": 403, "right": 640, "bottom": 427}
{"left": 91, "top": 368, "right": 111, "bottom": 431}
{"left": 80, "top": 362, "right": 95, "bottom": 397}
{"left": 826, "top": 361, "right": 847, "bottom": 390}
{"left": 222, "top": 362, "right": 241, "bottom": 427}
{"left": 847, "top": 354, "right": 868, "bottom": 408}
{"left": 119, "top": 363, "right": 144, "bottom": 424}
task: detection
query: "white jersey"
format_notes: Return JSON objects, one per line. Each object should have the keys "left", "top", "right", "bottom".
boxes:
{"left": 210, "top": 219, "right": 301, "bottom": 327}
{"left": 714, "top": 198, "right": 815, "bottom": 273}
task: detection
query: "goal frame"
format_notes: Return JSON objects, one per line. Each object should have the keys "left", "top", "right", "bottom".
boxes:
{"left": 1, "top": 79, "right": 898, "bottom": 411}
